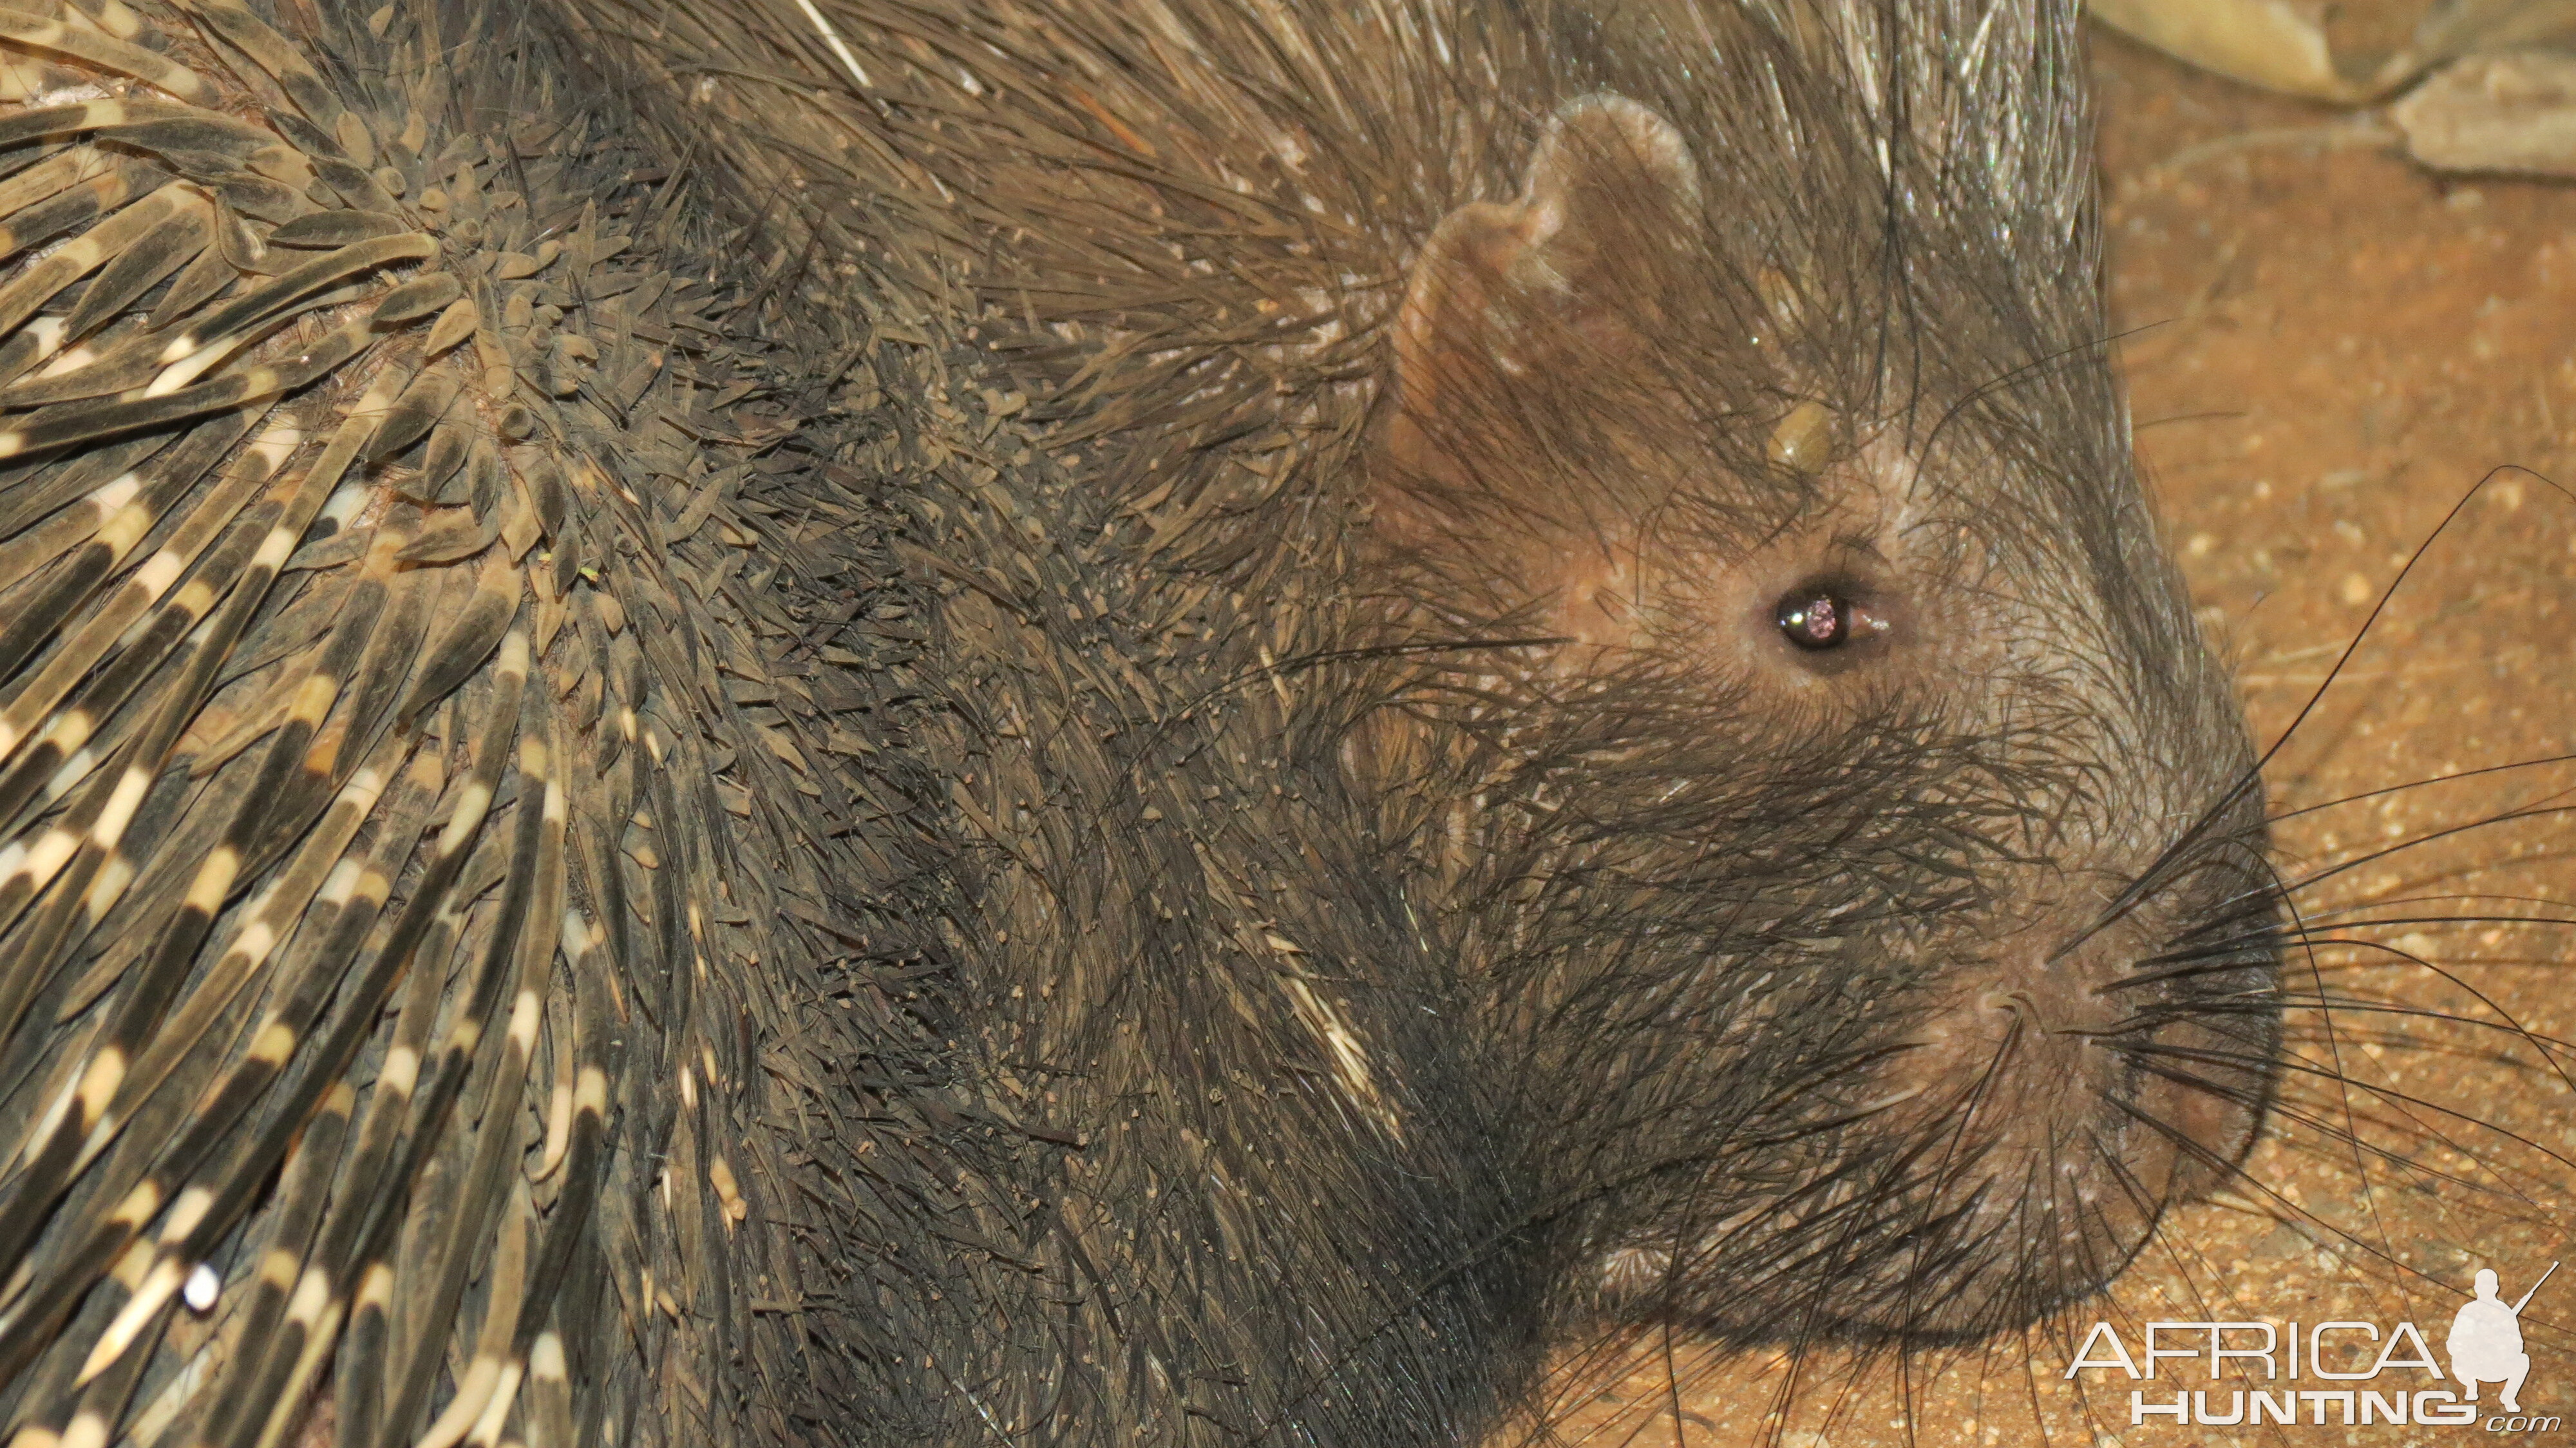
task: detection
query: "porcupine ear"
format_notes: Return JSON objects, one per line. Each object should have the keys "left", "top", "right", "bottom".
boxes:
{"left": 1379, "top": 93, "right": 1702, "bottom": 549}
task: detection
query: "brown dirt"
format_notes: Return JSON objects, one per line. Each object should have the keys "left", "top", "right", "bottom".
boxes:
{"left": 1528, "top": 24, "right": 2576, "bottom": 1448}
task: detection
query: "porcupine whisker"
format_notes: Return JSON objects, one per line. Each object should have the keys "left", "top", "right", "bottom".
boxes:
{"left": 2143, "top": 810, "right": 2574, "bottom": 962}
{"left": 2107, "top": 1096, "right": 2519, "bottom": 1293}
{"left": 2280, "top": 884, "right": 2427, "bottom": 1250}
{"left": 2079, "top": 1126, "right": 2166, "bottom": 1239}
{"left": 2195, "top": 1005, "right": 2576, "bottom": 1149}
{"left": 2099, "top": 1089, "right": 2312, "bottom": 1215}
{"left": 2139, "top": 902, "right": 2286, "bottom": 964}
{"left": 2056, "top": 468, "right": 2569, "bottom": 969}
{"left": 2112, "top": 861, "right": 2432, "bottom": 1000}
{"left": 1884, "top": 1021, "right": 2029, "bottom": 1331}
{"left": 2046, "top": 1170, "right": 2151, "bottom": 1335}
{"left": 2264, "top": 995, "right": 2576, "bottom": 1069}
{"left": 2244, "top": 467, "right": 2564, "bottom": 767}
{"left": 2263, "top": 750, "right": 2576, "bottom": 827}
{"left": 2100, "top": 1001, "right": 2280, "bottom": 1053}
{"left": 1848, "top": 1152, "right": 2021, "bottom": 1281}
{"left": 2105, "top": 933, "right": 2290, "bottom": 989}
{"left": 2221, "top": 924, "right": 2576, "bottom": 1094}
{"left": 2292, "top": 887, "right": 2576, "bottom": 922}
{"left": 2130, "top": 1027, "right": 2576, "bottom": 1179}
{"left": 2110, "top": 922, "right": 2568, "bottom": 999}
{"left": 2256, "top": 1112, "right": 2564, "bottom": 1224}
{"left": 2045, "top": 805, "right": 2266, "bottom": 968}
{"left": 1669, "top": 1134, "right": 1988, "bottom": 1291}
{"left": 2099, "top": 1167, "right": 2252, "bottom": 1355}
{"left": 2101, "top": 953, "right": 2277, "bottom": 995}
{"left": 2119, "top": 1045, "right": 2543, "bottom": 1205}
{"left": 2143, "top": 900, "right": 2576, "bottom": 962}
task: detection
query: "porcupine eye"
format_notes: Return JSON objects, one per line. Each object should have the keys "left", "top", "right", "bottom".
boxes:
{"left": 1775, "top": 586, "right": 1853, "bottom": 650}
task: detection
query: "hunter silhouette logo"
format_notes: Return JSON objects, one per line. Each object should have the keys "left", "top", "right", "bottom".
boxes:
{"left": 2452, "top": 1262, "right": 2555, "bottom": 1415}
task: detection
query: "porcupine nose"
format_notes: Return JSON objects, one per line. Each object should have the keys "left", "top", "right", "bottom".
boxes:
{"left": 1882, "top": 897, "right": 2268, "bottom": 1322}
{"left": 1899, "top": 915, "right": 2175, "bottom": 1189}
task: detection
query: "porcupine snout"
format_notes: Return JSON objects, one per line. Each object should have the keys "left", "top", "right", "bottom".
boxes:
{"left": 1859, "top": 848, "right": 2284, "bottom": 1337}
{"left": 1578, "top": 763, "right": 2286, "bottom": 1346}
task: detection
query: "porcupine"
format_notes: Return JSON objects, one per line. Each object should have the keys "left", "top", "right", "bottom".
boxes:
{"left": 0, "top": 0, "right": 2291, "bottom": 1445}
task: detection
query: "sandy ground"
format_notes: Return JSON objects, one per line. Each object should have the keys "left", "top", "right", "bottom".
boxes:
{"left": 1526, "top": 24, "right": 2576, "bottom": 1448}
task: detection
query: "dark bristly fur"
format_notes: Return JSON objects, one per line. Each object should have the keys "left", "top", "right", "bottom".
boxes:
{"left": 18, "top": 0, "right": 2543, "bottom": 1443}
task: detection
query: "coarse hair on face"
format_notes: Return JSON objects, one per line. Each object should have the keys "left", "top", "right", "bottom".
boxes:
{"left": 1336, "top": 6, "right": 2281, "bottom": 1350}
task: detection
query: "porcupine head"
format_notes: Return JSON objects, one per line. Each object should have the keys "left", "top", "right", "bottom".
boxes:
{"left": 715, "top": 0, "right": 2293, "bottom": 1368}
{"left": 1364, "top": 26, "right": 2284, "bottom": 1343}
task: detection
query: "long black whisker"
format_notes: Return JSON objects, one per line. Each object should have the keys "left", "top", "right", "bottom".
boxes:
{"left": 2115, "top": 1042, "right": 2574, "bottom": 1193}
{"left": 2053, "top": 466, "right": 2562, "bottom": 971}
{"left": 2266, "top": 933, "right": 2576, "bottom": 1098}
{"left": 2266, "top": 750, "right": 2576, "bottom": 826}
{"left": 2174, "top": 803, "right": 2576, "bottom": 943}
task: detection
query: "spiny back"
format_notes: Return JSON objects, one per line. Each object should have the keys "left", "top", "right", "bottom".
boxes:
{"left": 0, "top": 2, "right": 967, "bottom": 1445}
